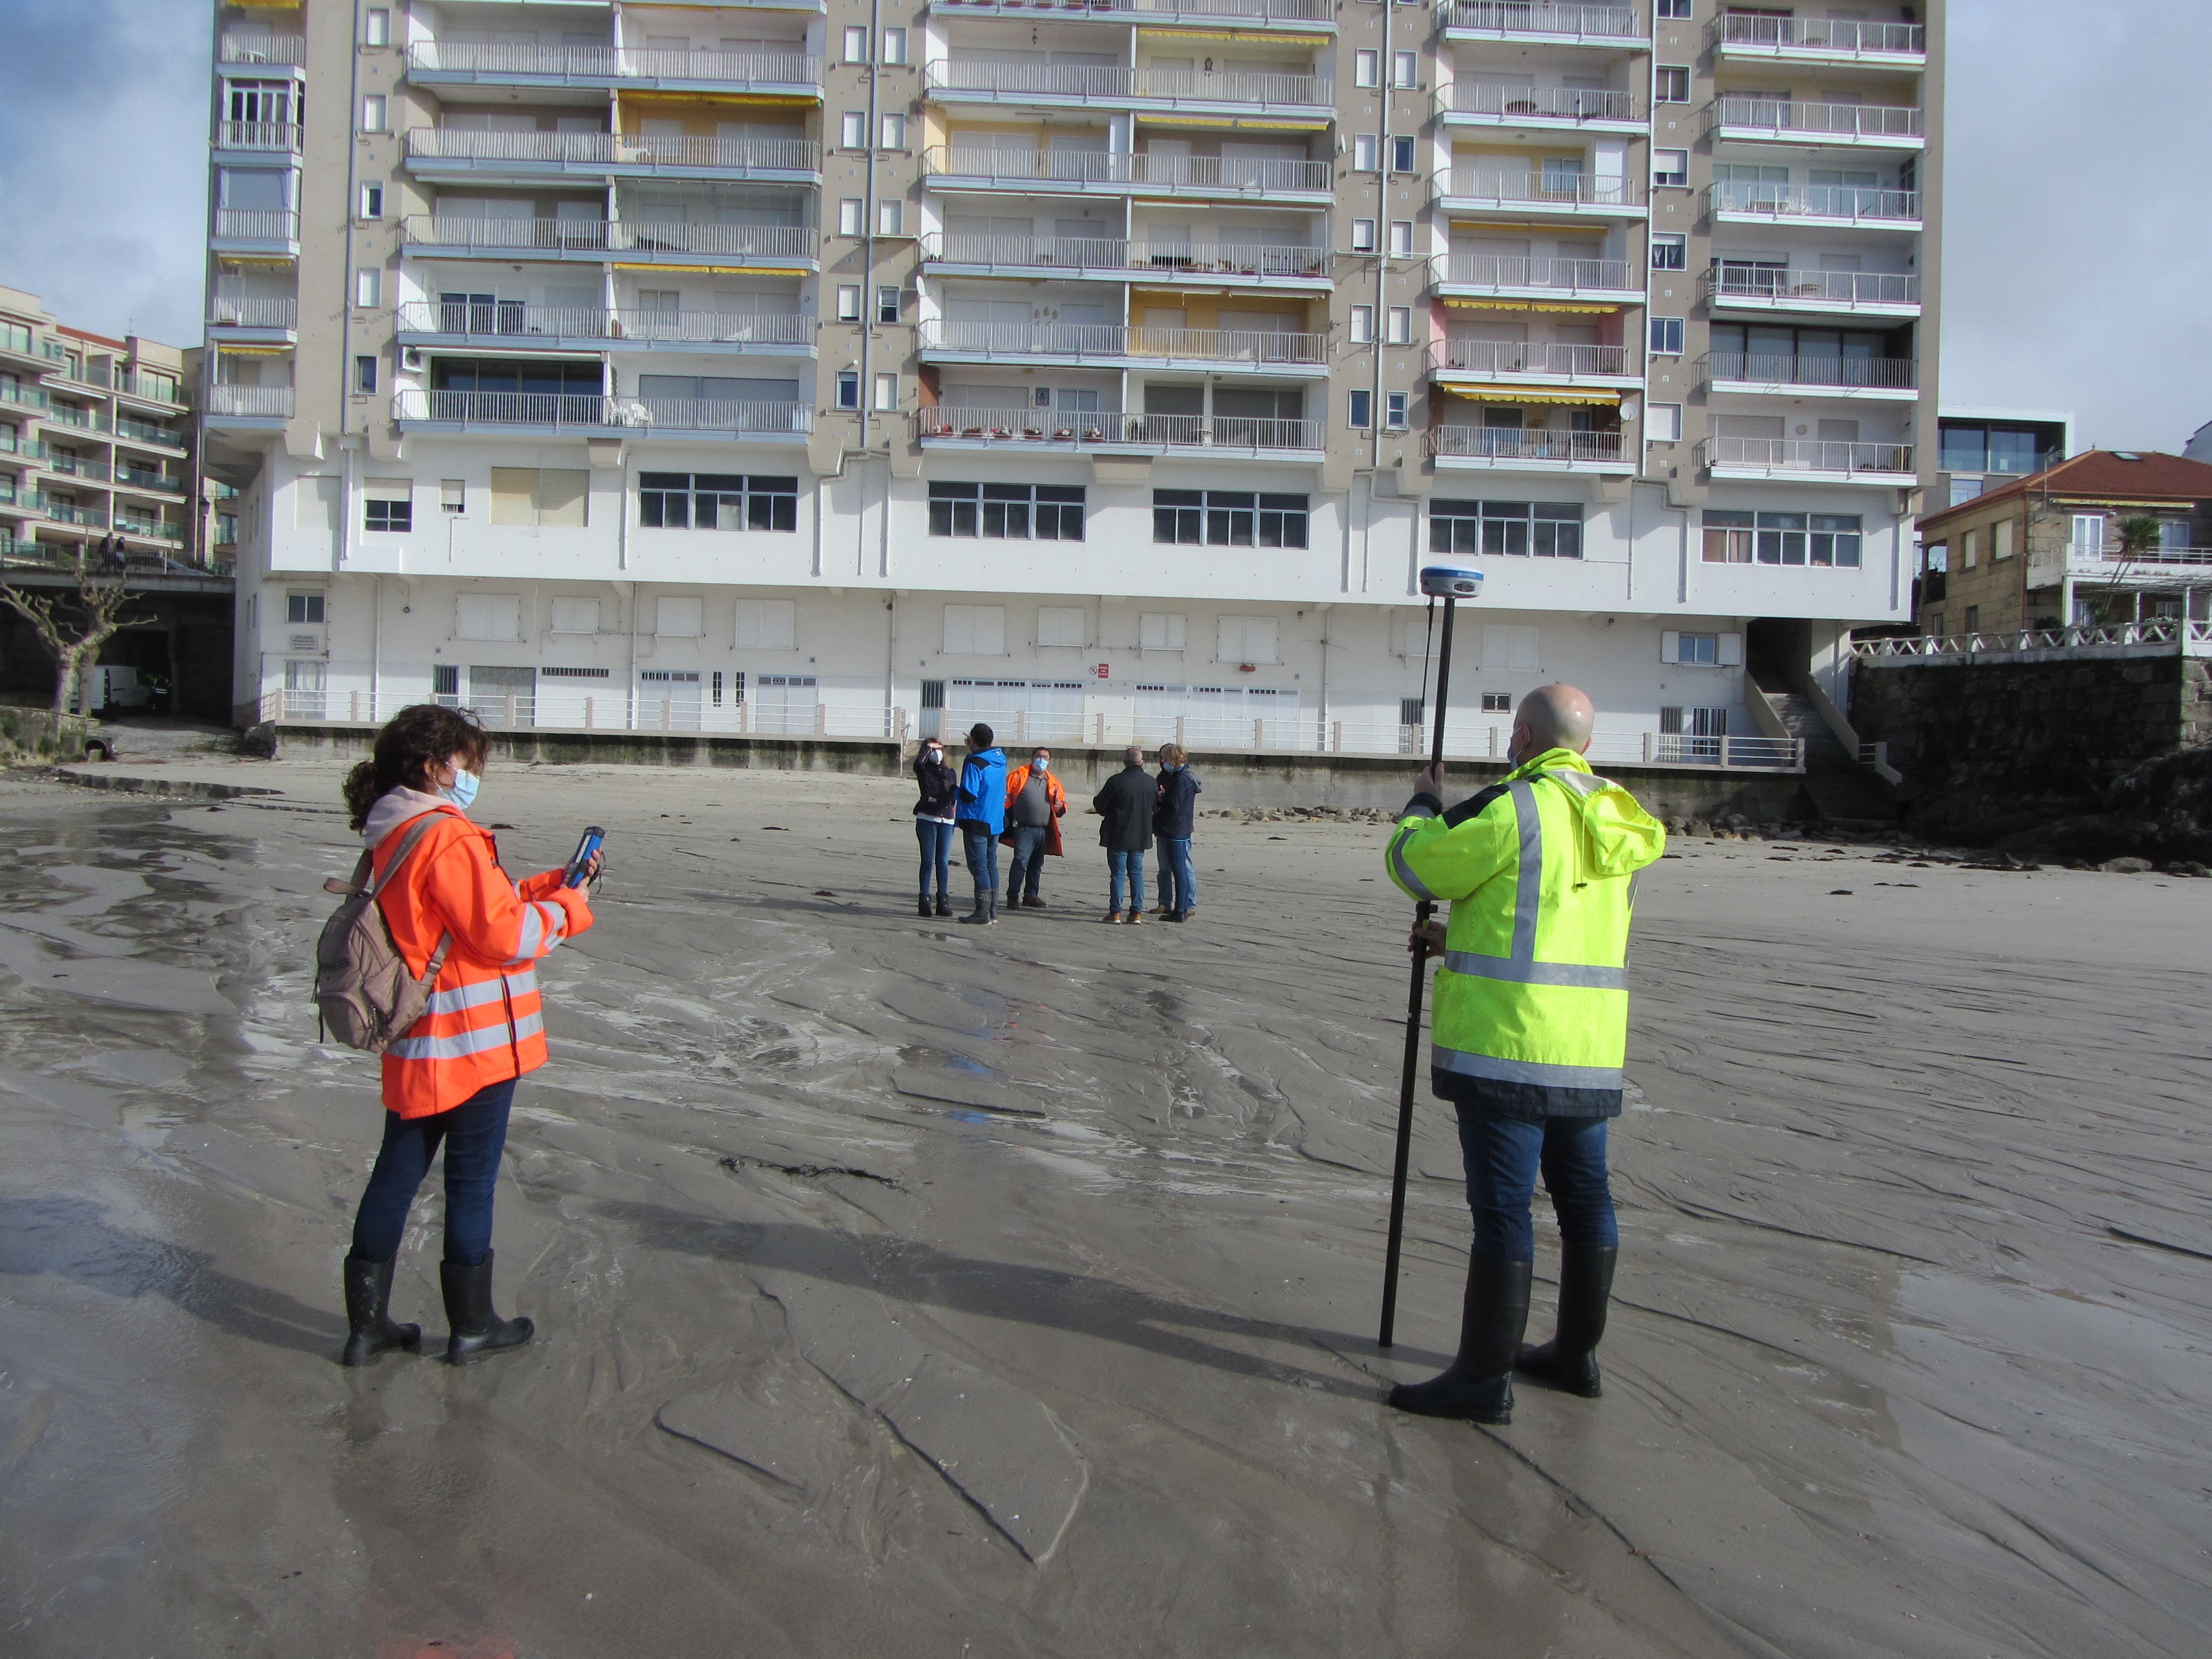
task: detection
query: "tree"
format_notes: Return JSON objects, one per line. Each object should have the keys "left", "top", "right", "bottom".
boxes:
{"left": 2097, "top": 515, "right": 2168, "bottom": 627}
{"left": 0, "top": 540, "right": 150, "bottom": 713}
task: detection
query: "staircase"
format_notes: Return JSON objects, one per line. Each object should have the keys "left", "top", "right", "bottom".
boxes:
{"left": 1752, "top": 671, "right": 1898, "bottom": 825}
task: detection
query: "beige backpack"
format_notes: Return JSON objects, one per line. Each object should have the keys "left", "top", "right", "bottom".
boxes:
{"left": 314, "top": 814, "right": 455, "bottom": 1052}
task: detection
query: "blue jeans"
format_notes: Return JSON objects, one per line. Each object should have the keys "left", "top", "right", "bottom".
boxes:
{"left": 1158, "top": 837, "right": 1195, "bottom": 912}
{"left": 1007, "top": 825, "right": 1049, "bottom": 900}
{"left": 351, "top": 1079, "right": 518, "bottom": 1266}
{"left": 915, "top": 818, "right": 954, "bottom": 899}
{"left": 1456, "top": 1108, "right": 1618, "bottom": 1260}
{"left": 1108, "top": 848, "right": 1145, "bottom": 913}
{"left": 961, "top": 825, "right": 999, "bottom": 898}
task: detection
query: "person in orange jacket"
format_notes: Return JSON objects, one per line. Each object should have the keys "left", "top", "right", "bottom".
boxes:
{"left": 338, "top": 704, "right": 599, "bottom": 1368}
{"left": 1000, "top": 745, "right": 1068, "bottom": 909}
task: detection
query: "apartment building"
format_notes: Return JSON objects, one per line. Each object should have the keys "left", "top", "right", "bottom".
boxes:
{"left": 206, "top": 0, "right": 1942, "bottom": 757}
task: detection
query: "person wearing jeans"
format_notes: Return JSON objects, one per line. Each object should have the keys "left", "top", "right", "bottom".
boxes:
{"left": 912, "top": 738, "right": 958, "bottom": 916}
{"left": 954, "top": 722, "right": 1008, "bottom": 925}
{"left": 1092, "top": 746, "right": 1156, "bottom": 924}
{"left": 352, "top": 1079, "right": 518, "bottom": 1269}
{"left": 1107, "top": 846, "right": 1145, "bottom": 917}
{"left": 1151, "top": 743, "right": 1202, "bottom": 921}
{"left": 1000, "top": 747, "right": 1067, "bottom": 909}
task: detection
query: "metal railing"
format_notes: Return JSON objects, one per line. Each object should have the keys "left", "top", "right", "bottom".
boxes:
{"left": 921, "top": 406, "right": 1321, "bottom": 450}
{"left": 1702, "top": 436, "right": 1913, "bottom": 476}
{"left": 404, "top": 129, "right": 821, "bottom": 172}
{"left": 917, "top": 320, "right": 1324, "bottom": 363}
{"left": 935, "top": 0, "right": 1335, "bottom": 20}
{"left": 1706, "top": 267, "right": 1920, "bottom": 307}
{"left": 220, "top": 32, "right": 306, "bottom": 65}
{"left": 1448, "top": 82, "right": 1639, "bottom": 121}
{"left": 1441, "top": 1, "right": 1640, "bottom": 36}
{"left": 1442, "top": 168, "right": 1646, "bottom": 209}
{"left": 393, "top": 390, "right": 811, "bottom": 432}
{"left": 925, "top": 145, "right": 1332, "bottom": 192}
{"left": 211, "top": 295, "right": 300, "bottom": 328}
{"left": 38, "top": 500, "right": 108, "bottom": 529}
{"left": 2074, "top": 543, "right": 2212, "bottom": 568}
{"left": 1, "top": 536, "right": 223, "bottom": 577}
{"left": 928, "top": 61, "right": 1328, "bottom": 105}
{"left": 1704, "top": 352, "right": 1916, "bottom": 390}
{"left": 1439, "top": 339, "right": 1633, "bottom": 377}
{"left": 1428, "top": 426, "right": 1626, "bottom": 463}
{"left": 216, "top": 119, "right": 301, "bottom": 151}
{"left": 114, "top": 467, "right": 184, "bottom": 494}
{"left": 921, "top": 231, "right": 1331, "bottom": 276}
{"left": 115, "top": 418, "right": 185, "bottom": 447}
{"left": 406, "top": 42, "right": 822, "bottom": 86}
{"left": 1852, "top": 620, "right": 2212, "bottom": 661}
{"left": 213, "top": 208, "right": 300, "bottom": 243}
{"left": 1441, "top": 252, "right": 1637, "bottom": 291}
{"left": 1708, "top": 180, "right": 1919, "bottom": 222}
{"left": 1710, "top": 98, "right": 1925, "bottom": 140}
{"left": 41, "top": 405, "right": 113, "bottom": 435}
{"left": 265, "top": 684, "right": 905, "bottom": 738}
{"left": 0, "top": 383, "right": 49, "bottom": 411}
{"left": 399, "top": 216, "right": 816, "bottom": 259}
{"left": 207, "top": 385, "right": 295, "bottom": 418}
{"left": 41, "top": 455, "right": 109, "bottom": 482}
{"left": 395, "top": 301, "right": 813, "bottom": 346}
{"left": 1718, "top": 13, "right": 1925, "bottom": 56}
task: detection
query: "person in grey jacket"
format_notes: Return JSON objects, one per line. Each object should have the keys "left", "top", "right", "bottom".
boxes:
{"left": 1092, "top": 747, "right": 1156, "bottom": 924}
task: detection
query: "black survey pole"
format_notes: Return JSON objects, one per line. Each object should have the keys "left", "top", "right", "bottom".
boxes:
{"left": 1379, "top": 567, "right": 1478, "bottom": 1349}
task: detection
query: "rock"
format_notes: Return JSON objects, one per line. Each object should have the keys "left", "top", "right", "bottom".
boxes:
{"left": 2101, "top": 856, "right": 2154, "bottom": 874}
{"left": 2163, "top": 859, "right": 2210, "bottom": 877}
{"left": 238, "top": 723, "right": 277, "bottom": 759}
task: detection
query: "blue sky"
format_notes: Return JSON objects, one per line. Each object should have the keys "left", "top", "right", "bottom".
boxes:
{"left": 0, "top": 0, "right": 2201, "bottom": 449}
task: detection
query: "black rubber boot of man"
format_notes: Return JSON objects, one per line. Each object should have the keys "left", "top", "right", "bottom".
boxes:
{"left": 340, "top": 1253, "right": 420, "bottom": 1368}
{"left": 441, "top": 1250, "right": 536, "bottom": 1365}
{"left": 1386, "top": 1255, "right": 1533, "bottom": 1424}
{"left": 1515, "top": 1244, "right": 1617, "bottom": 1399}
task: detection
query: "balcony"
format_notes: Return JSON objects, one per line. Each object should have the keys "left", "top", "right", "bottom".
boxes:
{"left": 395, "top": 301, "right": 816, "bottom": 353}
{"left": 1440, "top": 1, "right": 1641, "bottom": 43}
{"left": 919, "top": 231, "right": 1332, "bottom": 287}
{"left": 403, "top": 129, "right": 822, "bottom": 182}
{"left": 211, "top": 208, "right": 301, "bottom": 253}
{"left": 1439, "top": 167, "right": 1646, "bottom": 217}
{"left": 214, "top": 119, "right": 302, "bottom": 153}
{"left": 1704, "top": 351, "right": 1917, "bottom": 398}
{"left": 931, "top": 0, "right": 1334, "bottom": 25}
{"left": 1435, "top": 340, "right": 1639, "bottom": 385}
{"left": 922, "top": 146, "right": 1333, "bottom": 197}
{"left": 1441, "top": 82, "right": 1642, "bottom": 130}
{"left": 116, "top": 416, "right": 186, "bottom": 450}
{"left": 1707, "top": 179, "right": 1921, "bottom": 227}
{"left": 1428, "top": 426, "right": 1631, "bottom": 471}
{"left": 917, "top": 320, "right": 1327, "bottom": 371}
{"left": 1436, "top": 252, "right": 1640, "bottom": 299}
{"left": 41, "top": 405, "right": 113, "bottom": 436}
{"left": 38, "top": 499, "right": 109, "bottom": 530}
{"left": 0, "top": 383, "right": 46, "bottom": 414}
{"left": 919, "top": 406, "right": 1321, "bottom": 454}
{"left": 1714, "top": 13, "right": 1926, "bottom": 64}
{"left": 206, "top": 385, "right": 294, "bottom": 422}
{"left": 925, "top": 60, "right": 1331, "bottom": 112}
{"left": 1708, "top": 98, "right": 1925, "bottom": 149}
{"left": 1705, "top": 267, "right": 1921, "bottom": 318}
{"left": 220, "top": 32, "right": 306, "bottom": 67}
{"left": 399, "top": 216, "right": 817, "bottom": 268}
{"left": 114, "top": 466, "right": 185, "bottom": 496}
{"left": 1704, "top": 436, "right": 1913, "bottom": 483}
{"left": 41, "top": 455, "right": 110, "bottom": 483}
{"left": 393, "top": 389, "right": 812, "bottom": 438}
{"left": 405, "top": 43, "right": 823, "bottom": 97}
{"left": 210, "top": 294, "right": 300, "bottom": 334}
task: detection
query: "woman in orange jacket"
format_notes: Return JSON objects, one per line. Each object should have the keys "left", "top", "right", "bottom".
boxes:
{"left": 338, "top": 704, "right": 598, "bottom": 1368}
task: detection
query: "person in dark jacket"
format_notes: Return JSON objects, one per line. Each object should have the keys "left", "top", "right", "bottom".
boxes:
{"left": 1092, "top": 746, "right": 1156, "bottom": 924}
{"left": 1152, "top": 743, "right": 1202, "bottom": 922}
{"left": 912, "top": 737, "right": 958, "bottom": 916}
{"left": 955, "top": 723, "right": 1009, "bottom": 925}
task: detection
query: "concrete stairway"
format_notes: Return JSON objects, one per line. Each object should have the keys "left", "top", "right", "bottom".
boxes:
{"left": 1754, "top": 673, "right": 1898, "bottom": 825}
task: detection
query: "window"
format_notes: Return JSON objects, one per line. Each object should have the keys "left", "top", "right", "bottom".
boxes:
{"left": 1389, "top": 221, "right": 1413, "bottom": 257}
{"left": 1480, "top": 692, "right": 1512, "bottom": 713}
{"left": 1218, "top": 617, "right": 1280, "bottom": 665}
{"left": 1702, "top": 509, "right": 1752, "bottom": 563}
{"left": 735, "top": 599, "right": 798, "bottom": 649}
{"left": 353, "top": 354, "right": 378, "bottom": 394}
{"left": 657, "top": 597, "right": 705, "bottom": 639}
{"left": 1993, "top": 518, "right": 2015, "bottom": 561}
{"left": 489, "top": 467, "right": 588, "bottom": 527}
{"left": 1963, "top": 604, "right": 1980, "bottom": 633}
{"left": 364, "top": 481, "right": 411, "bottom": 533}
{"left": 1349, "top": 305, "right": 1374, "bottom": 344}
{"left": 881, "top": 28, "right": 908, "bottom": 65}
{"left": 439, "top": 478, "right": 466, "bottom": 515}
{"left": 1385, "top": 392, "right": 1408, "bottom": 430}
{"left": 839, "top": 198, "right": 863, "bottom": 236}
{"left": 877, "top": 285, "right": 901, "bottom": 324}
{"left": 943, "top": 605, "right": 1007, "bottom": 655}
{"left": 1386, "top": 306, "right": 1411, "bottom": 345}
{"left": 354, "top": 268, "right": 380, "bottom": 309}
{"left": 1650, "top": 317, "right": 1684, "bottom": 356}
{"left": 1139, "top": 613, "right": 1187, "bottom": 651}
{"left": 1651, "top": 233, "right": 1686, "bottom": 271}
{"left": 877, "top": 199, "right": 904, "bottom": 236}
{"left": 364, "top": 8, "right": 389, "bottom": 46}
{"left": 1648, "top": 402, "right": 1683, "bottom": 443}
{"left": 1656, "top": 66, "right": 1691, "bottom": 103}
{"left": 1481, "top": 624, "right": 1541, "bottom": 672}
{"left": 1391, "top": 135, "right": 1416, "bottom": 174}
{"left": 1354, "top": 49, "right": 1379, "bottom": 87}
{"left": 1707, "top": 510, "right": 1860, "bottom": 566}
{"left": 1658, "top": 0, "right": 1692, "bottom": 14}
{"left": 880, "top": 113, "right": 907, "bottom": 150}
{"left": 843, "top": 25, "right": 868, "bottom": 61}
{"left": 841, "top": 111, "right": 865, "bottom": 149}
{"left": 1152, "top": 489, "right": 1309, "bottom": 548}
{"left": 286, "top": 592, "right": 325, "bottom": 625}
{"left": 1393, "top": 50, "right": 1418, "bottom": 88}
{"left": 455, "top": 593, "right": 523, "bottom": 641}
{"left": 548, "top": 597, "right": 599, "bottom": 634}
{"left": 1961, "top": 527, "right": 1978, "bottom": 567}
{"left": 1351, "top": 219, "right": 1376, "bottom": 253}
{"left": 638, "top": 472, "right": 798, "bottom": 532}
{"left": 359, "top": 182, "right": 384, "bottom": 220}
{"left": 2071, "top": 513, "right": 2106, "bottom": 556}
{"left": 1653, "top": 149, "right": 1689, "bottom": 187}
{"left": 836, "top": 284, "right": 861, "bottom": 321}
{"left": 361, "top": 95, "right": 387, "bottom": 133}
{"left": 1038, "top": 606, "right": 1087, "bottom": 648}
{"left": 835, "top": 371, "right": 859, "bottom": 409}
{"left": 928, "top": 482, "right": 1086, "bottom": 540}
{"left": 1676, "top": 632, "right": 1720, "bottom": 666}
{"left": 1348, "top": 389, "right": 1372, "bottom": 429}
{"left": 873, "top": 373, "right": 899, "bottom": 412}
{"left": 1430, "top": 500, "right": 1584, "bottom": 559}
{"left": 1354, "top": 133, "right": 1379, "bottom": 171}
{"left": 1924, "top": 611, "right": 1944, "bottom": 637}
{"left": 1812, "top": 514, "right": 1863, "bottom": 567}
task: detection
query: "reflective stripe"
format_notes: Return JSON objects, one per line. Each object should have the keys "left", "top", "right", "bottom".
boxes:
{"left": 1444, "top": 951, "right": 1627, "bottom": 990}
{"left": 1432, "top": 1044, "right": 1623, "bottom": 1091}
{"left": 1508, "top": 782, "right": 1542, "bottom": 960}
{"left": 425, "top": 969, "right": 539, "bottom": 1018}
{"left": 388, "top": 1010, "right": 546, "bottom": 1062}
{"left": 513, "top": 904, "right": 546, "bottom": 959}
{"left": 1548, "top": 769, "right": 1610, "bottom": 797}
{"left": 1389, "top": 824, "right": 1440, "bottom": 902}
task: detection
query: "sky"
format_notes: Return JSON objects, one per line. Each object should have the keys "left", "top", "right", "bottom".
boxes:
{"left": 0, "top": 0, "right": 2203, "bottom": 450}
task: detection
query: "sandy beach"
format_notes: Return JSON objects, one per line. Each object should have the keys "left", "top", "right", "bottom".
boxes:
{"left": 0, "top": 755, "right": 2205, "bottom": 1658}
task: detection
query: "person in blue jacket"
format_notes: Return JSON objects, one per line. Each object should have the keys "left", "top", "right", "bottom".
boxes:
{"left": 955, "top": 722, "right": 1009, "bottom": 925}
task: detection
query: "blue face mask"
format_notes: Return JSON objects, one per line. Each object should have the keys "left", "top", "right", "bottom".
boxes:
{"left": 439, "top": 767, "right": 481, "bottom": 810}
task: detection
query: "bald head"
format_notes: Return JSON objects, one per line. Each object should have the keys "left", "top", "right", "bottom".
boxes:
{"left": 1512, "top": 684, "right": 1595, "bottom": 761}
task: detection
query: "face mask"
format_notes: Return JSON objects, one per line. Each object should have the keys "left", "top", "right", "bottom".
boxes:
{"left": 439, "top": 767, "right": 481, "bottom": 810}
{"left": 1033, "top": 757, "right": 1050, "bottom": 772}
{"left": 925, "top": 748, "right": 943, "bottom": 764}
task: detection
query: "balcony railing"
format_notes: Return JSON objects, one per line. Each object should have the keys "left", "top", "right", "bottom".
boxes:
{"left": 928, "top": 60, "right": 1328, "bottom": 106}
{"left": 207, "top": 385, "right": 295, "bottom": 418}
{"left": 394, "top": 390, "right": 812, "bottom": 433}
{"left": 1439, "top": 340, "right": 1634, "bottom": 378}
{"left": 1710, "top": 98, "right": 1924, "bottom": 141}
{"left": 213, "top": 208, "right": 300, "bottom": 243}
{"left": 115, "top": 417, "right": 185, "bottom": 447}
{"left": 399, "top": 216, "right": 816, "bottom": 260}
{"left": 925, "top": 145, "right": 1332, "bottom": 192}
{"left": 1705, "top": 352, "right": 1916, "bottom": 390}
{"left": 41, "top": 456, "right": 110, "bottom": 482}
{"left": 395, "top": 301, "right": 814, "bottom": 346}
{"left": 220, "top": 32, "right": 306, "bottom": 65}
{"left": 919, "top": 320, "right": 1325, "bottom": 363}
{"left": 1718, "top": 13, "right": 1925, "bottom": 56}
{"left": 921, "top": 406, "right": 1321, "bottom": 450}
{"left": 936, "top": 0, "right": 1335, "bottom": 20}
{"left": 216, "top": 119, "right": 302, "bottom": 151}
{"left": 0, "top": 384, "right": 47, "bottom": 411}
{"left": 1442, "top": 168, "right": 1646, "bottom": 210}
{"left": 404, "top": 129, "right": 821, "bottom": 173}
{"left": 1441, "top": 1, "right": 1640, "bottom": 36}
{"left": 1441, "top": 253, "right": 1637, "bottom": 292}
{"left": 1428, "top": 426, "right": 1626, "bottom": 463}
{"left": 406, "top": 42, "right": 822, "bottom": 87}
{"left": 1855, "top": 620, "right": 2212, "bottom": 662}
{"left": 211, "top": 295, "right": 300, "bottom": 328}
{"left": 1707, "top": 267, "right": 1920, "bottom": 307}
{"left": 1707, "top": 180, "right": 1920, "bottom": 222}
{"left": 38, "top": 500, "right": 108, "bottom": 529}
{"left": 43, "top": 405, "right": 113, "bottom": 435}
{"left": 114, "top": 467, "right": 184, "bottom": 494}
{"left": 1703, "top": 436, "right": 1913, "bottom": 476}
{"left": 921, "top": 231, "right": 1331, "bottom": 278}
{"left": 1447, "top": 82, "right": 1640, "bottom": 122}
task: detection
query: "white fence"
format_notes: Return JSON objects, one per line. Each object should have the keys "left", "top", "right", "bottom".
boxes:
{"left": 1851, "top": 620, "right": 2212, "bottom": 661}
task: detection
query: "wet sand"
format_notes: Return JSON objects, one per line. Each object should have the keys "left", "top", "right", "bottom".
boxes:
{"left": 0, "top": 758, "right": 2206, "bottom": 1658}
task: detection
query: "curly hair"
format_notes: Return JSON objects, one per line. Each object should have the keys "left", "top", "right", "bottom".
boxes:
{"left": 342, "top": 703, "right": 493, "bottom": 831}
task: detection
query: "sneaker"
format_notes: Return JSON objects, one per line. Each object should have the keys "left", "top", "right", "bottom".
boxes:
{"left": 1102, "top": 910, "right": 1123, "bottom": 924}
{"left": 1126, "top": 911, "right": 1145, "bottom": 925}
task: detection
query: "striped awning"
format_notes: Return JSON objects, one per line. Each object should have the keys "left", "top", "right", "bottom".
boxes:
{"left": 1437, "top": 385, "right": 1622, "bottom": 406}
{"left": 1439, "top": 296, "right": 1621, "bottom": 315}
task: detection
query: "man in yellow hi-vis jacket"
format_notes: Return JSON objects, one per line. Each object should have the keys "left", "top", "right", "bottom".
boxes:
{"left": 1383, "top": 684, "right": 1666, "bottom": 1423}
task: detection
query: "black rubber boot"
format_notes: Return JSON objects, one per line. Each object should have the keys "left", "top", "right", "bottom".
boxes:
{"left": 935, "top": 895, "right": 951, "bottom": 917}
{"left": 987, "top": 888, "right": 999, "bottom": 923}
{"left": 1515, "top": 1244, "right": 1617, "bottom": 1399}
{"left": 341, "top": 1253, "right": 420, "bottom": 1367}
{"left": 440, "top": 1249, "right": 535, "bottom": 1365}
{"left": 917, "top": 896, "right": 933, "bottom": 917}
{"left": 1386, "top": 1255, "right": 1532, "bottom": 1423}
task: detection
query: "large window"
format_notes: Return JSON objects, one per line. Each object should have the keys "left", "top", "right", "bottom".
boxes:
{"left": 1430, "top": 500, "right": 1583, "bottom": 559}
{"left": 1152, "top": 490, "right": 1308, "bottom": 548}
{"left": 928, "top": 482, "right": 1085, "bottom": 540}
{"left": 1702, "top": 509, "right": 1862, "bottom": 566}
{"left": 640, "top": 472, "right": 797, "bottom": 531}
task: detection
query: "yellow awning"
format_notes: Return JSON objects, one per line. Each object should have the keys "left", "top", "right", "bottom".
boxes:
{"left": 611, "top": 263, "right": 802, "bottom": 274}
{"left": 1437, "top": 385, "right": 1621, "bottom": 406}
{"left": 1136, "top": 30, "right": 1331, "bottom": 44}
{"left": 1440, "top": 296, "right": 1621, "bottom": 315}
{"left": 216, "top": 345, "right": 293, "bottom": 357}
{"left": 215, "top": 257, "right": 298, "bottom": 270}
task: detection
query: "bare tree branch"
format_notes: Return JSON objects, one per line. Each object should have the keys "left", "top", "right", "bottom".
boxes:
{"left": 0, "top": 541, "right": 156, "bottom": 713}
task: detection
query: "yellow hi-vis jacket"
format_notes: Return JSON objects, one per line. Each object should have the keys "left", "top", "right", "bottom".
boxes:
{"left": 1385, "top": 748, "right": 1666, "bottom": 1116}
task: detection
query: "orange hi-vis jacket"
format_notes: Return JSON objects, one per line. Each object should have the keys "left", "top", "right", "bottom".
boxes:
{"left": 1000, "top": 762, "right": 1068, "bottom": 858}
{"left": 364, "top": 790, "right": 594, "bottom": 1119}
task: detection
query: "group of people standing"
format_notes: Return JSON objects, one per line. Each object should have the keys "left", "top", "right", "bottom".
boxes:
{"left": 912, "top": 726, "right": 1202, "bottom": 925}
